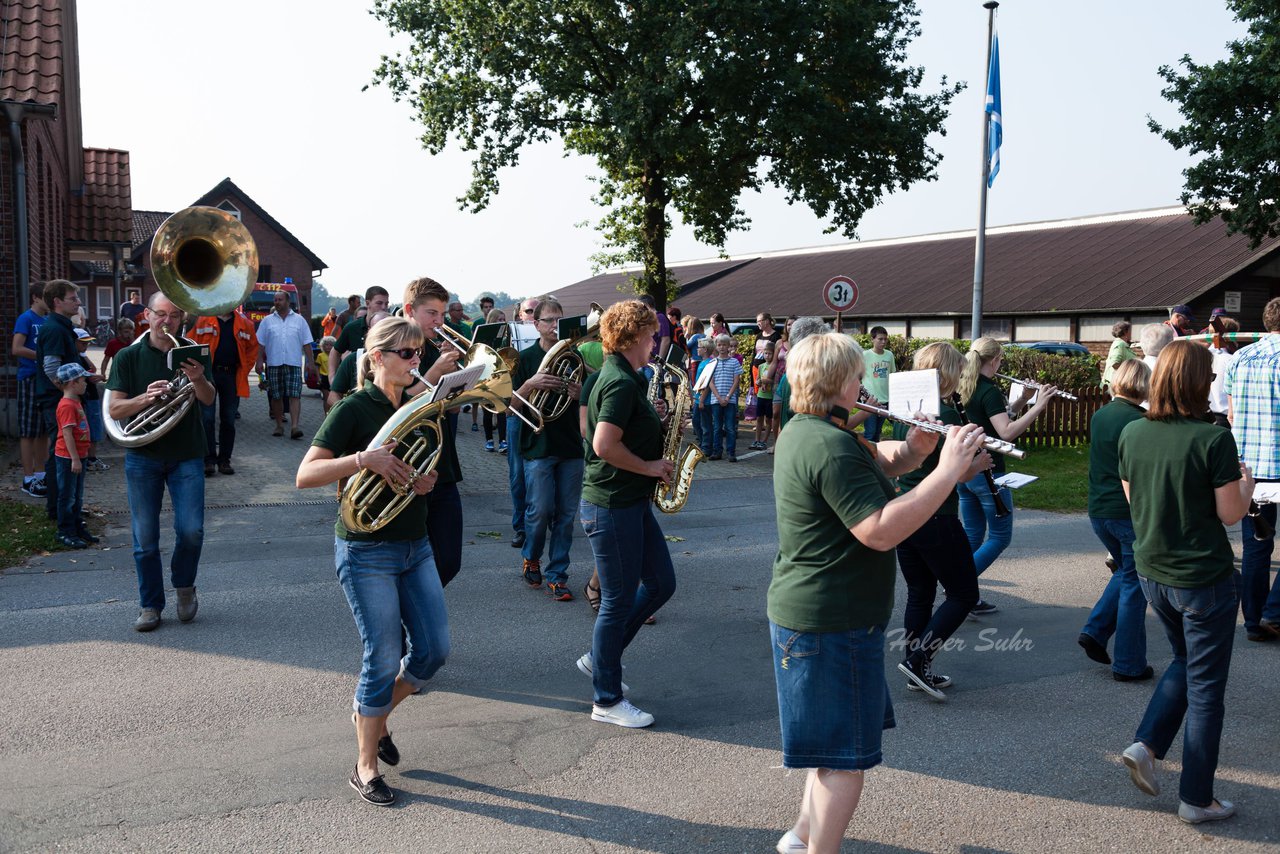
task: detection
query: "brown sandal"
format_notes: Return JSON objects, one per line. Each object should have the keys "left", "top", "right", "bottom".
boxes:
{"left": 584, "top": 579, "right": 602, "bottom": 612}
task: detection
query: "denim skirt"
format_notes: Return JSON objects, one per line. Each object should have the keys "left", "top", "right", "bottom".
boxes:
{"left": 770, "top": 621, "right": 896, "bottom": 771}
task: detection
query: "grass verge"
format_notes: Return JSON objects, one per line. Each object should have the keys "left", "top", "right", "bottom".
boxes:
{"left": 0, "top": 496, "right": 63, "bottom": 566}
{"left": 1006, "top": 443, "right": 1089, "bottom": 513}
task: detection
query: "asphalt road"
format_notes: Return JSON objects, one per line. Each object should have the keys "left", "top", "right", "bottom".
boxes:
{"left": 1, "top": 388, "right": 1278, "bottom": 852}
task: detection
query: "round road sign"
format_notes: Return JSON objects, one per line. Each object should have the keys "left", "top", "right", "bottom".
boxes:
{"left": 822, "top": 276, "right": 859, "bottom": 312}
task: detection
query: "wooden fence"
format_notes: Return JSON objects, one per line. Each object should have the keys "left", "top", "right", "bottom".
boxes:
{"left": 1020, "top": 385, "right": 1107, "bottom": 449}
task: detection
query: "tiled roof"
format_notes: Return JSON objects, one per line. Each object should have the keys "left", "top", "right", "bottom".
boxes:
{"left": 132, "top": 210, "right": 171, "bottom": 252}
{"left": 556, "top": 208, "right": 1280, "bottom": 320}
{"left": 551, "top": 259, "right": 755, "bottom": 316}
{"left": 68, "top": 147, "right": 131, "bottom": 243}
{"left": 0, "top": 0, "right": 64, "bottom": 104}
{"left": 194, "top": 178, "right": 326, "bottom": 270}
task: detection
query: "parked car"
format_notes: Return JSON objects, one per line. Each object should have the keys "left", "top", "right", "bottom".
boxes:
{"left": 1005, "top": 340, "right": 1091, "bottom": 357}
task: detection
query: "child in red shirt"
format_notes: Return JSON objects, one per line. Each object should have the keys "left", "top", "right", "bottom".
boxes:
{"left": 53, "top": 363, "right": 96, "bottom": 548}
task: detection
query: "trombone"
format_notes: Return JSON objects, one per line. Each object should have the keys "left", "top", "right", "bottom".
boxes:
{"left": 421, "top": 322, "right": 544, "bottom": 433}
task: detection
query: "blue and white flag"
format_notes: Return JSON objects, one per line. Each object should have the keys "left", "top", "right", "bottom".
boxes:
{"left": 985, "top": 28, "right": 1002, "bottom": 187}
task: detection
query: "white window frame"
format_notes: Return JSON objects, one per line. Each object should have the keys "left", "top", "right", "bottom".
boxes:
{"left": 96, "top": 286, "right": 114, "bottom": 320}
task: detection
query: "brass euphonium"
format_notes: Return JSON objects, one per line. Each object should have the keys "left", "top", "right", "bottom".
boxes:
{"left": 102, "top": 206, "right": 258, "bottom": 448}
{"left": 649, "top": 360, "right": 705, "bottom": 513}
{"left": 517, "top": 321, "right": 602, "bottom": 433}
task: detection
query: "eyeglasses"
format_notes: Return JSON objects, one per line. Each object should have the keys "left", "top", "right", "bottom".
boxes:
{"left": 382, "top": 347, "right": 422, "bottom": 361}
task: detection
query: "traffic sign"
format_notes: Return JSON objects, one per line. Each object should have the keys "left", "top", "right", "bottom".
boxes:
{"left": 822, "top": 276, "right": 859, "bottom": 312}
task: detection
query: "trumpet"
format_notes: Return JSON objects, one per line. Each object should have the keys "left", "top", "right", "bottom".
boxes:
{"left": 851, "top": 401, "right": 1027, "bottom": 460}
{"left": 994, "top": 374, "right": 1079, "bottom": 402}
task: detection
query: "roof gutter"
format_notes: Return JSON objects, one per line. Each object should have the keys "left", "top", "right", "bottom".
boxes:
{"left": 3, "top": 101, "right": 58, "bottom": 313}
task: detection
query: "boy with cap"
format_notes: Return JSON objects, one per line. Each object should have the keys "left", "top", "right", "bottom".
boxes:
{"left": 53, "top": 364, "right": 98, "bottom": 548}
{"left": 73, "top": 328, "right": 109, "bottom": 471}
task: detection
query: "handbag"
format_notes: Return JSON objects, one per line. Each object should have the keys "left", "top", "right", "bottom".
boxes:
{"left": 744, "top": 389, "right": 758, "bottom": 421}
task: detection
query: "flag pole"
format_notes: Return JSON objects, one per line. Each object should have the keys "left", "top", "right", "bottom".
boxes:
{"left": 971, "top": 1, "right": 999, "bottom": 341}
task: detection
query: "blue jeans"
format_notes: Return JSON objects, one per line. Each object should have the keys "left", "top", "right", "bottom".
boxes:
{"left": 862, "top": 414, "right": 886, "bottom": 443}
{"left": 698, "top": 400, "right": 714, "bottom": 453}
{"left": 958, "top": 473, "right": 1014, "bottom": 575}
{"left": 523, "top": 456, "right": 584, "bottom": 585}
{"left": 124, "top": 453, "right": 204, "bottom": 612}
{"left": 334, "top": 535, "right": 450, "bottom": 716}
{"left": 1083, "top": 517, "right": 1149, "bottom": 676}
{"left": 580, "top": 499, "right": 676, "bottom": 707}
{"left": 771, "top": 621, "right": 895, "bottom": 771}
{"left": 1239, "top": 495, "right": 1278, "bottom": 630}
{"left": 426, "top": 481, "right": 463, "bottom": 588}
{"left": 896, "top": 515, "right": 979, "bottom": 663}
{"left": 84, "top": 398, "right": 103, "bottom": 443}
{"left": 1135, "top": 574, "right": 1236, "bottom": 808}
{"left": 201, "top": 367, "right": 240, "bottom": 464}
{"left": 710, "top": 401, "right": 738, "bottom": 456}
{"left": 690, "top": 401, "right": 704, "bottom": 447}
{"left": 54, "top": 456, "right": 85, "bottom": 538}
{"left": 507, "top": 415, "right": 526, "bottom": 535}
{"left": 40, "top": 402, "right": 59, "bottom": 518}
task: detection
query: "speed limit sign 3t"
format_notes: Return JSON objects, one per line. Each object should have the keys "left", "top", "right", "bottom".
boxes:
{"left": 822, "top": 276, "right": 859, "bottom": 313}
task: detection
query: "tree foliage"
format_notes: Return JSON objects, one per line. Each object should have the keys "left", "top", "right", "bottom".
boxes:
{"left": 1150, "top": 1, "right": 1280, "bottom": 247}
{"left": 369, "top": 0, "right": 960, "bottom": 307}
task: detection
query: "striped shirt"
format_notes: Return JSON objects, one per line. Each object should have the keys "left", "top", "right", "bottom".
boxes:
{"left": 1225, "top": 333, "right": 1280, "bottom": 479}
{"left": 710, "top": 357, "right": 742, "bottom": 401}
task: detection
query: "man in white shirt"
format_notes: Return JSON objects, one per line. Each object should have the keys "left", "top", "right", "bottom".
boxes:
{"left": 254, "top": 290, "right": 315, "bottom": 439}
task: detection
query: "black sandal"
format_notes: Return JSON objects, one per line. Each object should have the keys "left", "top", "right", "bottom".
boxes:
{"left": 584, "top": 579, "right": 602, "bottom": 613}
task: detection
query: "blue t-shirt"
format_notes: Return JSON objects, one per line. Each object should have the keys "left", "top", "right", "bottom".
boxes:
{"left": 13, "top": 309, "right": 45, "bottom": 380}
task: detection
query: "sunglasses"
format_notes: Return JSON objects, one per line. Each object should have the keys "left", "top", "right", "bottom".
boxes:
{"left": 382, "top": 347, "right": 422, "bottom": 361}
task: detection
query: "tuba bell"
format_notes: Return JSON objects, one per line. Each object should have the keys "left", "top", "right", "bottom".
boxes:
{"left": 102, "top": 206, "right": 259, "bottom": 448}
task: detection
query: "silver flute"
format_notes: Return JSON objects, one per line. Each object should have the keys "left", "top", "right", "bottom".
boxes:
{"left": 994, "top": 373, "right": 1079, "bottom": 402}
{"left": 851, "top": 401, "right": 1027, "bottom": 460}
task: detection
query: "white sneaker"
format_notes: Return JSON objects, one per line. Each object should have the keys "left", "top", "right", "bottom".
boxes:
{"left": 591, "top": 698, "right": 654, "bottom": 728}
{"left": 1122, "top": 742, "right": 1160, "bottom": 796}
{"left": 776, "top": 829, "right": 807, "bottom": 853}
{"left": 575, "top": 652, "right": 628, "bottom": 694}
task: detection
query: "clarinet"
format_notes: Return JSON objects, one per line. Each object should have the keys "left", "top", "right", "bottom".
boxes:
{"left": 1247, "top": 500, "right": 1275, "bottom": 541}
{"left": 951, "top": 392, "right": 1011, "bottom": 518}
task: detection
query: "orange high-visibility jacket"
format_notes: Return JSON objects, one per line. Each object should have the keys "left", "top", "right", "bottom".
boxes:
{"left": 189, "top": 311, "right": 259, "bottom": 398}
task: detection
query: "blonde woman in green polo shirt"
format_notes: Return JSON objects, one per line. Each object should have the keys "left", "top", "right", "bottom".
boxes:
{"left": 1116, "top": 340, "right": 1254, "bottom": 824}
{"left": 769, "top": 333, "right": 984, "bottom": 854}
{"left": 577, "top": 300, "right": 677, "bottom": 729}
{"left": 296, "top": 317, "right": 449, "bottom": 808}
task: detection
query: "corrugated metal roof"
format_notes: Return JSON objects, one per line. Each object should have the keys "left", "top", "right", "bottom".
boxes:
{"left": 68, "top": 147, "right": 131, "bottom": 244}
{"left": 553, "top": 258, "right": 755, "bottom": 315}
{"left": 0, "top": 0, "right": 63, "bottom": 104}
{"left": 556, "top": 208, "right": 1280, "bottom": 319}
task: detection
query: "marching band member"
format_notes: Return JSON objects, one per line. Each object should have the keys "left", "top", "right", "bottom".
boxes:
{"left": 576, "top": 300, "right": 676, "bottom": 728}
{"left": 956, "top": 337, "right": 1057, "bottom": 614}
{"left": 510, "top": 298, "right": 583, "bottom": 601}
{"left": 891, "top": 342, "right": 988, "bottom": 700}
{"left": 105, "top": 294, "right": 215, "bottom": 632}
{"left": 770, "top": 333, "right": 983, "bottom": 854}
{"left": 296, "top": 317, "right": 448, "bottom": 807}
{"left": 1078, "top": 359, "right": 1153, "bottom": 681}
{"left": 402, "top": 277, "right": 467, "bottom": 588}
{"left": 1117, "top": 339, "right": 1252, "bottom": 824}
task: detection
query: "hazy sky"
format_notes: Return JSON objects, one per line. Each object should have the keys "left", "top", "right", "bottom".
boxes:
{"left": 77, "top": 1, "right": 1245, "bottom": 302}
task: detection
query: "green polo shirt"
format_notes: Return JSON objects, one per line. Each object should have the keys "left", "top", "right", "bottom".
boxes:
{"left": 964, "top": 375, "right": 1010, "bottom": 473}
{"left": 513, "top": 341, "right": 583, "bottom": 461}
{"left": 312, "top": 381, "right": 431, "bottom": 541}
{"left": 892, "top": 402, "right": 962, "bottom": 515}
{"left": 104, "top": 336, "right": 207, "bottom": 462}
{"left": 580, "top": 370, "right": 601, "bottom": 455}
{"left": 444, "top": 319, "right": 471, "bottom": 339}
{"left": 334, "top": 316, "right": 368, "bottom": 356}
{"left": 582, "top": 354, "right": 662, "bottom": 508}
{"left": 1088, "top": 398, "right": 1146, "bottom": 519}
{"left": 768, "top": 414, "right": 898, "bottom": 632}
{"left": 1117, "top": 417, "right": 1240, "bottom": 588}
{"left": 331, "top": 350, "right": 359, "bottom": 396}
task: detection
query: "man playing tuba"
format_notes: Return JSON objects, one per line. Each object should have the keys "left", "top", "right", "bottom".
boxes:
{"left": 105, "top": 294, "right": 214, "bottom": 632}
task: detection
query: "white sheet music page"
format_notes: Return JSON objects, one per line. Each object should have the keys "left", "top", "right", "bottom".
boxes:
{"left": 887, "top": 369, "right": 940, "bottom": 418}
{"left": 993, "top": 472, "right": 1038, "bottom": 489}
{"left": 1255, "top": 482, "right": 1280, "bottom": 504}
{"left": 429, "top": 364, "right": 486, "bottom": 404}
{"left": 1010, "top": 381, "right": 1039, "bottom": 407}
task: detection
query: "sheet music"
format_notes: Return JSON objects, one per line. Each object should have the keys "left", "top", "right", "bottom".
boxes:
{"left": 509, "top": 321, "right": 539, "bottom": 351}
{"left": 1255, "top": 482, "right": 1280, "bottom": 504}
{"left": 993, "top": 472, "right": 1038, "bottom": 489}
{"left": 1010, "top": 381, "right": 1039, "bottom": 407}
{"left": 887, "top": 369, "right": 940, "bottom": 418}
{"left": 428, "top": 364, "right": 486, "bottom": 404}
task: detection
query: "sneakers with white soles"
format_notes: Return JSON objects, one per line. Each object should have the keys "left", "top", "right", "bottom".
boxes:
{"left": 1178, "top": 799, "right": 1235, "bottom": 824}
{"left": 776, "top": 829, "right": 807, "bottom": 853}
{"left": 575, "top": 653, "right": 628, "bottom": 693}
{"left": 1122, "top": 741, "right": 1160, "bottom": 796}
{"left": 591, "top": 698, "right": 654, "bottom": 728}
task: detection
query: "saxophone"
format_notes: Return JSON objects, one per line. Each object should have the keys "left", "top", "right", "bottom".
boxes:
{"left": 649, "top": 361, "right": 705, "bottom": 513}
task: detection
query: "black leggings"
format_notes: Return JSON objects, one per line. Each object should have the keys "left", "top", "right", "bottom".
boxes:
{"left": 483, "top": 408, "right": 507, "bottom": 442}
{"left": 896, "top": 514, "right": 980, "bottom": 663}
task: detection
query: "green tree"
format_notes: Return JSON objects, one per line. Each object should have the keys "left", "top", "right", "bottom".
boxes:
{"left": 369, "top": 0, "right": 960, "bottom": 308}
{"left": 1150, "top": 1, "right": 1278, "bottom": 247}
